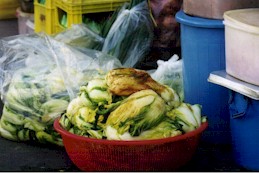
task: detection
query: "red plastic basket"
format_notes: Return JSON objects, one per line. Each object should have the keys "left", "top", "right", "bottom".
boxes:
{"left": 54, "top": 118, "right": 208, "bottom": 171}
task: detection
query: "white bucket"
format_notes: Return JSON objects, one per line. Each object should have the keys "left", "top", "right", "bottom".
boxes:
{"left": 224, "top": 8, "right": 259, "bottom": 86}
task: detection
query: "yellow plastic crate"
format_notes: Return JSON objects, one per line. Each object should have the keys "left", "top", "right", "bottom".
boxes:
{"left": 0, "top": 0, "right": 20, "bottom": 20}
{"left": 35, "top": 0, "right": 55, "bottom": 9}
{"left": 56, "top": 1, "right": 129, "bottom": 13}
{"left": 54, "top": 0, "right": 129, "bottom": 33}
{"left": 58, "top": 0, "right": 129, "bottom": 5}
{"left": 34, "top": 0, "right": 56, "bottom": 35}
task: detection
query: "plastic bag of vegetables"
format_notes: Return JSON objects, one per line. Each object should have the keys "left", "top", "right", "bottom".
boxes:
{"left": 51, "top": 0, "right": 155, "bottom": 68}
{"left": 59, "top": 68, "right": 206, "bottom": 140}
{"left": 0, "top": 33, "right": 122, "bottom": 145}
{"left": 53, "top": 24, "right": 104, "bottom": 50}
{"left": 101, "top": 0, "right": 155, "bottom": 68}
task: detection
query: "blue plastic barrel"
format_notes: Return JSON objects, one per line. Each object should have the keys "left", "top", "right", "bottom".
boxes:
{"left": 229, "top": 91, "right": 259, "bottom": 171}
{"left": 176, "top": 11, "right": 230, "bottom": 144}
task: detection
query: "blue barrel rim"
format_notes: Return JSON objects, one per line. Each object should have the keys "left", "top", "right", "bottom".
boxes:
{"left": 176, "top": 10, "right": 224, "bottom": 28}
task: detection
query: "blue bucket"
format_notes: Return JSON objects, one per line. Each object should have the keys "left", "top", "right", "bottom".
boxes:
{"left": 176, "top": 11, "right": 230, "bottom": 144}
{"left": 229, "top": 91, "right": 259, "bottom": 171}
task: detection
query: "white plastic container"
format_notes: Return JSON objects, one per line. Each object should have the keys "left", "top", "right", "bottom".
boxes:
{"left": 224, "top": 8, "right": 259, "bottom": 86}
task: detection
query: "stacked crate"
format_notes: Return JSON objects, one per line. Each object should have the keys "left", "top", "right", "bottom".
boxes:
{"left": 34, "top": 0, "right": 129, "bottom": 35}
{"left": 54, "top": 0, "right": 129, "bottom": 33}
{"left": 34, "top": 0, "right": 55, "bottom": 34}
{"left": 0, "top": 0, "right": 20, "bottom": 20}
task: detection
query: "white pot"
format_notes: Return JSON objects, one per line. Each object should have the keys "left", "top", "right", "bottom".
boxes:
{"left": 224, "top": 8, "right": 259, "bottom": 86}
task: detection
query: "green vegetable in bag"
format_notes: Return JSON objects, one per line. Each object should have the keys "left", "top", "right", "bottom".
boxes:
{"left": 0, "top": 68, "right": 69, "bottom": 146}
{"left": 0, "top": 33, "right": 122, "bottom": 145}
{"left": 102, "top": 0, "right": 155, "bottom": 67}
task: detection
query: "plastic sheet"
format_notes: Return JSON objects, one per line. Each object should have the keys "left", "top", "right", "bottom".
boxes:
{"left": 0, "top": 33, "right": 122, "bottom": 145}
{"left": 54, "top": 24, "right": 104, "bottom": 50}
{"left": 54, "top": 0, "right": 154, "bottom": 69}
{"left": 102, "top": 0, "right": 154, "bottom": 68}
{"left": 150, "top": 54, "right": 183, "bottom": 101}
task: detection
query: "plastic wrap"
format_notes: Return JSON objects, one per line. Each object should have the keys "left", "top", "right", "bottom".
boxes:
{"left": 53, "top": 24, "right": 104, "bottom": 50}
{"left": 102, "top": 0, "right": 154, "bottom": 68}
{"left": 0, "top": 33, "right": 122, "bottom": 145}
{"left": 49, "top": 0, "right": 154, "bottom": 69}
{"left": 150, "top": 54, "right": 184, "bottom": 101}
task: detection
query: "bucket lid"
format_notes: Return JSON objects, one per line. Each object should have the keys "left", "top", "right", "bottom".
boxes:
{"left": 208, "top": 70, "right": 259, "bottom": 100}
{"left": 176, "top": 10, "right": 224, "bottom": 29}
{"left": 224, "top": 8, "right": 259, "bottom": 34}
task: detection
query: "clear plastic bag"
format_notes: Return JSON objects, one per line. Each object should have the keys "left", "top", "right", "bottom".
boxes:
{"left": 49, "top": 0, "right": 155, "bottom": 68}
{"left": 0, "top": 33, "right": 122, "bottom": 145}
{"left": 102, "top": 1, "right": 154, "bottom": 68}
{"left": 150, "top": 54, "right": 184, "bottom": 101}
{"left": 53, "top": 24, "right": 104, "bottom": 50}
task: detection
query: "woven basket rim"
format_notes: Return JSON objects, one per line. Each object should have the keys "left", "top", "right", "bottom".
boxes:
{"left": 54, "top": 118, "right": 208, "bottom": 146}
